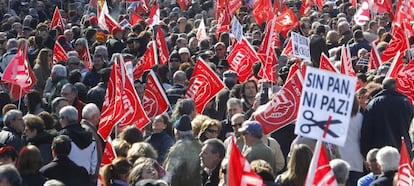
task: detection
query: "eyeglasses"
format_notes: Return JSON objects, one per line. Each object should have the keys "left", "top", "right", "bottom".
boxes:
{"left": 215, "top": 48, "right": 225, "bottom": 51}
{"left": 206, "top": 128, "right": 218, "bottom": 134}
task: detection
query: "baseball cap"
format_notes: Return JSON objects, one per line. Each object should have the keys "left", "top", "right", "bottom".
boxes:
{"left": 178, "top": 47, "right": 190, "bottom": 54}
{"left": 238, "top": 121, "right": 263, "bottom": 138}
{"left": 174, "top": 114, "right": 192, "bottom": 131}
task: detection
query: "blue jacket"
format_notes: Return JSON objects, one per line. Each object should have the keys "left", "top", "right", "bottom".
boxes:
{"left": 146, "top": 131, "right": 174, "bottom": 163}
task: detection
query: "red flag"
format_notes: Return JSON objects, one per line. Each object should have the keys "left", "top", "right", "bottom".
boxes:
{"left": 305, "top": 141, "right": 338, "bottom": 186}
{"left": 155, "top": 27, "right": 169, "bottom": 65}
{"left": 130, "top": 12, "right": 142, "bottom": 25}
{"left": 368, "top": 42, "right": 383, "bottom": 70}
{"left": 228, "top": 0, "right": 242, "bottom": 16}
{"left": 281, "top": 38, "right": 293, "bottom": 56}
{"left": 274, "top": 8, "right": 299, "bottom": 38}
{"left": 50, "top": 7, "right": 65, "bottom": 32}
{"left": 397, "top": 137, "right": 414, "bottom": 185}
{"left": 381, "top": 25, "right": 409, "bottom": 63}
{"left": 228, "top": 138, "right": 264, "bottom": 186}
{"left": 320, "top": 53, "right": 339, "bottom": 73}
{"left": 227, "top": 38, "right": 260, "bottom": 83}
{"left": 257, "top": 21, "right": 279, "bottom": 83}
{"left": 133, "top": 43, "right": 156, "bottom": 80}
{"left": 148, "top": 5, "right": 160, "bottom": 27}
{"left": 253, "top": 71, "right": 303, "bottom": 134}
{"left": 2, "top": 42, "right": 36, "bottom": 96}
{"left": 80, "top": 44, "right": 92, "bottom": 70}
{"left": 215, "top": 6, "right": 231, "bottom": 38}
{"left": 177, "top": 0, "right": 191, "bottom": 10}
{"left": 252, "top": 0, "right": 273, "bottom": 26}
{"left": 98, "top": 57, "right": 124, "bottom": 140}
{"left": 286, "top": 60, "right": 300, "bottom": 81}
{"left": 185, "top": 58, "right": 225, "bottom": 113}
{"left": 340, "top": 45, "right": 356, "bottom": 77}
{"left": 370, "top": 0, "right": 393, "bottom": 15}
{"left": 143, "top": 70, "right": 170, "bottom": 118}
{"left": 52, "top": 40, "right": 68, "bottom": 65}
{"left": 100, "top": 137, "right": 117, "bottom": 167}
{"left": 387, "top": 51, "right": 414, "bottom": 103}
{"left": 299, "top": 0, "right": 313, "bottom": 16}
{"left": 115, "top": 54, "right": 150, "bottom": 130}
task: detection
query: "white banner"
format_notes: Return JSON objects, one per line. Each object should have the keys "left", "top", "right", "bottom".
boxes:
{"left": 291, "top": 32, "right": 311, "bottom": 61}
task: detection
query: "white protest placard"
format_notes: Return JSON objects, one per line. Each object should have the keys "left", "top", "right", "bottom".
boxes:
{"left": 294, "top": 67, "right": 357, "bottom": 146}
{"left": 291, "top": 32, "right": 311, "bottom": 61}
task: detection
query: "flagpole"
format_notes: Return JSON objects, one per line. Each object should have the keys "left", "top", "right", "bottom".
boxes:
{"left": 17, "top": 86, "right": 22, "bottom": 110}
{"left": 305, "top": 139, "right": 322, "bottom": 186}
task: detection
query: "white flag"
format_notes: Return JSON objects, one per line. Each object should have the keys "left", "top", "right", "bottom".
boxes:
{"left": 196, "top": 18, "right": 208, "bottom": 42}
{"left": 231, "top": 16, "right": 243, "bottom": 43}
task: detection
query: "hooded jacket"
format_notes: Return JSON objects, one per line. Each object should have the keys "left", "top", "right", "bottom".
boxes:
{"left": 59, "top": 124, "right": 98, "bottom": 175}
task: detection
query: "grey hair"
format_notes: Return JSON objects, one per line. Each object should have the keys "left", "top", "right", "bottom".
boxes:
{"left": 51, "top": 64, "right": 67, "bottom": 78}
{"left": 0, "top": 164, "right": 22, "bottom": 186}
{"left": 226, "top": 98, "right": 242, "bottom": 108}
{"left": 3, "top": 109, "right": 22, "bottom": 127}
{"left": 203, "top": 139, "right": 226, "bottom": 159}
{"left": 43, "top": 179, "right": 65, "bottom": 186}
{"left": 59, "top": 106, "right": 78, "bottom": 124}
{"left": 376, "top": 146, "right": 400, "bottom": 172}
{"left": 62, "top": 83, "right": 78, "bottom": 95}
{"left": 51, "top": 97, "right": 68, "bottom": 113}
{"left": 173, "top": 70, "right": 187, "bottom": 83}
{"left": 67, "top": 51, "right": 79, "bottom": 58}
{"left": 82, "top": 103, "right": 100, "bottom": 119}
{"left": 75, "top": 38, "right": 87, "bottom": 46}
{"left": 329, "top": 159, "right": 350, "bottom": 184}
{"left": 95, "top": 45, "right": 108, "bottom": 58}
{"left": 6, "top": 39, "right": 18, "bottom": 50}
{"left": 231, "top": 113, "right": 245, "bottom": 123}
{"left": 382, "top": 77, "right": 397, "bottom": 90}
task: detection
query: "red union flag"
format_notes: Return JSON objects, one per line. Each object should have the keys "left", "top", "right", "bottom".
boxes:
{"left": 115, "top": 54, "right": 150, "bottom": 130}
{"left": 50, "top": 7, "right": 65, "bottom": 32}
{"left": 305, "top": 140, "right": 338, "bottom": 186}
{"left": 215, "top": 6, "right": 231, "bottom": 38}
{"left": 156, "top": 27, "right": 169, "bottom": 65}
{"left": 228, "top": 0, "right": 242, "bottom": 15}
{"left": 368, "top": 42, "right": 382, "bottom": 70}
{"left": 143, "top": 70, "right": 170, "bottom": 118}
{"left": 253, "top": 71, "right": 303, "bottom": 134}
{"left": 258, "top": 51, "right": 278, "bottom": 83}
{"left": 186, "top": 58, "right": 225, "bottom": 113}
{"left": 387, "top": 51, "right": 414, "bottom": 103}
{"left": 80, "top": 44, "right": 92, "bottom": 70}
{"left": 133, "top": 43, "right": 156, "bottom": 80}
{"left": 177, "top": 0, "right": 191, "bottom": 10}
{"left": 340, "top": 45, "right": 356, "bottom": 77}
{"left": 2, "top": 42, "right": 36, "bottom": 99}
{"left": 320, "top": 53, "right": 339, "bottom": 73}
{"left": 381, "top": 25, "right": 409, "bottom": 63}
{"left": 98, "top": 57, "right": 124, "bottom": 140}
{"left": 252, "top": 0, "right": 273, "bottom": 26}
{"left": 281, "top": 38, "right": 293, "bottom": 56}
{"left": 397, "top": 137, "right": 414, "bottom": 185}
{"left": 274, "top": 8, "right": 299, "bottom": 38}
{"left": 52, "top": 41, "right": 67, "bottom": 65}
{"left": 227, "top": 38, "right": 259, "bottom": 83}
{"left": 228, "top": 138, "right": 264, "bottom": 186}
{"left": 100, "top": 137, "right": 116, "bottom": 167}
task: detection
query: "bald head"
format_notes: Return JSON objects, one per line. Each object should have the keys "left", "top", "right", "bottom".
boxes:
{"left": 382, "top": 77, "right": 396, "bottom": 90}
{"left": 173, "top": 70, "right": 187, "bottom": 85}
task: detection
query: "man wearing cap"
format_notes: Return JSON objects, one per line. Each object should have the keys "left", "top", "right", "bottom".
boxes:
{"left": 164, "top": 114, "right": 202, "bottom": 186}
{"left": 178, "top": 47, "right": 193, "bottom": 65}
{"left": 239, "top": 121, "right": 277, "bottom": 174}
{"left": 106, "top": 27, "right": 125, "bottom": 58}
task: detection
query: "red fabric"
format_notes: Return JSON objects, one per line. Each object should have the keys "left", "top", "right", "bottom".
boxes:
{"left": 372, "top": 0, "right": 393, "bottom": 15}
{"left": 228, "top": 138, "right": 263, "bottom": 186}
{"left": 257, "top": 22, "right": 280, "bottom": 83}
{"left": 133, "top": 43, "right": 155, "bottom": 80}
{"left": 397, "top": 137, "right": 414, "bottom": 185}
{"left": 227, "top": 38, "right": 259, "bottom": 83}
{"left": 320, "top": 53, "right": 339, "bottom": 73}
{"left": 281, "top": 38, "right": 293, "bottom": 56}
{"left": 381, "top": 25, "right": 409, "bottom": 63}
{"left": 80, "top": 47, "right": 92, "bottom": 70}
{"left": 299, "top": 0, "right": 313, "bottom": 16}
{"left": 252, "top": 0, "right": 273, "bottom": 26}
{"left": 2, "top": 43, "right": 36, "bottom": 99}
{"left": 155, "top": 27, "right": 169, "bottom": 65}
{"left": 177, "top": 0, "right": 191, "bottom": 10}
{"left": 387, "top": 52, "right": 414, "bottom": 104}
{"left": 340, "top": 45, "right": 356, "bottom": 76}
{"left": 52, "top": 41, "right": 68, "bottom": 65}
{"left": 215, "top": 6, "right": 231, "bottom": 38}
{"left": 274, "top": 8, "right": 299, "bottom": 38}
{"left": 368, "top": 42, "right": 382, "bottom": 70}
{"left": 286, "top": 59, "right": 300, "bottom": 81}
{"left": 185, "top": 58, "right": 225, "bottom": 113}
{"left": 253, "top": 71, "right": 303, "bottom": 134}
{"left": 50, "top": 7, "right": 65, "bottom": 32}
{"left": 313, "top": 144, "right": 337, "bottom": 185}
{"left": 100, "top": 137, "right": 116, "bottom": 167}
{"left": 143, "top": 71, "right": 169, "bottom": 118}
{"left": 130, "top": 12, "right": 142, "bottom": 26}
{"left": 148, "top": 5, "right": 159, "bottom": 26}
{"left": 98, "top": 57, "right": 125, "bottom": 140}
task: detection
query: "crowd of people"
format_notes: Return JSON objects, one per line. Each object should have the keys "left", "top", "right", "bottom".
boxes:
{"left": 0, "top": 0, "right": 413, "bottom": 185}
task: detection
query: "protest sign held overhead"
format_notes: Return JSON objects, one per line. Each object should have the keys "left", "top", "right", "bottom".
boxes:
{"left": 291, "top": 32, "right": 311, "bottom": 61}
{"left": 295, "top": 67, "right": 357, "bottom": 146}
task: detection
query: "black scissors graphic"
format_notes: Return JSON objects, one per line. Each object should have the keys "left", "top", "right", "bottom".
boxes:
{"left": 300, "top": 110, "right": 342, "bottom": 138}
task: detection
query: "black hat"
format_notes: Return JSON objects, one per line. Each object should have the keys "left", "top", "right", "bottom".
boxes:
{"left": 174, "top": 114, "right": 192, "bottom": 131}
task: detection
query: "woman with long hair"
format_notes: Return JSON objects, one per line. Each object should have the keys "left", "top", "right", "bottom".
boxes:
{"left": 102, "top": 157, "right": 132, "bottom": 186}
{"left": 24, "top": 90, "right": 45, "bottom": 115}
{"left": 198, "top": 119, "right": 221, "bottom": 142}
{"left": 16, "top": 145, "right": 46, "bottom": 186}
{"left": 33, "top": 48, "right": 52, "bottom": 96}
{"left": 276, "top": 144, "right": 313, "bottom": 186}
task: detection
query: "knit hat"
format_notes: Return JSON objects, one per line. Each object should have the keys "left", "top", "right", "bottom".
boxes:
{"left": 174, "top": 114, "right": 192, "bottom": 131}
